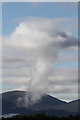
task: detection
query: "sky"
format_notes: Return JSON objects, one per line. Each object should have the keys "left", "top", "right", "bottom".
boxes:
{"left": 1, "top": 0, "right": 79, "bottom": 2}
{"left": 2, "top": 2, "right": 78, "bottom": 37}
{"left": 2, "top": 2, "right": 78, "bottom": 102}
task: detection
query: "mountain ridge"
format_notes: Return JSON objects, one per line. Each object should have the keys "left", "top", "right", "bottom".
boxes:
{"left": 1, "top": 90, "right": 79, "bottom": 117}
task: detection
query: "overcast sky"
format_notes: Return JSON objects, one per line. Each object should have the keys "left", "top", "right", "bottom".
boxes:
{"left": 1, "top": 0, "right": 79, "bottom": 2}
{"left": 2, "top": 2, "right": 78, "bottom": 102}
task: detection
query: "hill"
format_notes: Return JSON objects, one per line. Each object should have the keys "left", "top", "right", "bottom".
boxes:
{"left": 1, "top": 91, "right": 79, "bottom": 117}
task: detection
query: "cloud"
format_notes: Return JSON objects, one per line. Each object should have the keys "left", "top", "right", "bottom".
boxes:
{"left": 2, "top": 18, "right": 78, "bottom": 103}
{"left": 2, "top": 0, "right": 79, "bottom": 2}
{"left": 1, "top": 113, "right": 19, "bottom": 118}
{"left": 0, "top": 37, "right": 2, "bottom": 94}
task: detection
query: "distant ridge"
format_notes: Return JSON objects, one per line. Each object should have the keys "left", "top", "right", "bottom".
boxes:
{"left": 1, "top": 90, "right": 79, "bottom": 117}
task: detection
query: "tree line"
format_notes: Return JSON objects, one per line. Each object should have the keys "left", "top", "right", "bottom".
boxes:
{"left": 1, "top": 113, "right": 80, "bottom": 120}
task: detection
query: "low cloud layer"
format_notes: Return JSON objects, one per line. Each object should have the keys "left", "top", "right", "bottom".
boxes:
{"left": 2, "top": 18, "right": 78, "bottom": 103}
{"left": 2, "top": 0, "right": 79, "bottom": 2}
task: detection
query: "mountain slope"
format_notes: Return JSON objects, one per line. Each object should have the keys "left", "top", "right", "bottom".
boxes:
{"left": 2, "top": 90, "right": 67, "bottom": 111}
{"left": 1, "top": 90, "right": 79, "bottom": 117}
{"left": 55, "top": 99, "right": 79, "bottom": 112}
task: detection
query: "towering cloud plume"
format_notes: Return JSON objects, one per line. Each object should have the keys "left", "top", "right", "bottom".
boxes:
{"left": 3, "top": 18, "right": 78, "bottom": 103}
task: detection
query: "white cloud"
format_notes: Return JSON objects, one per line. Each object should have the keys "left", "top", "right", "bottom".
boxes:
{"left": 2, "top": 18, "right": 78, "bottom": 102}
{"left": 2, "top": 0, "right": 79, "bottom": 2}
{"left": 0, "top": 37, "right": 2, "bottom": 94}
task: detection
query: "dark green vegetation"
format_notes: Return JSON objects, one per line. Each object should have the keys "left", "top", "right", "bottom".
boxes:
{"left": 1, "top": 114, "right": 80, "bottom": 120}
